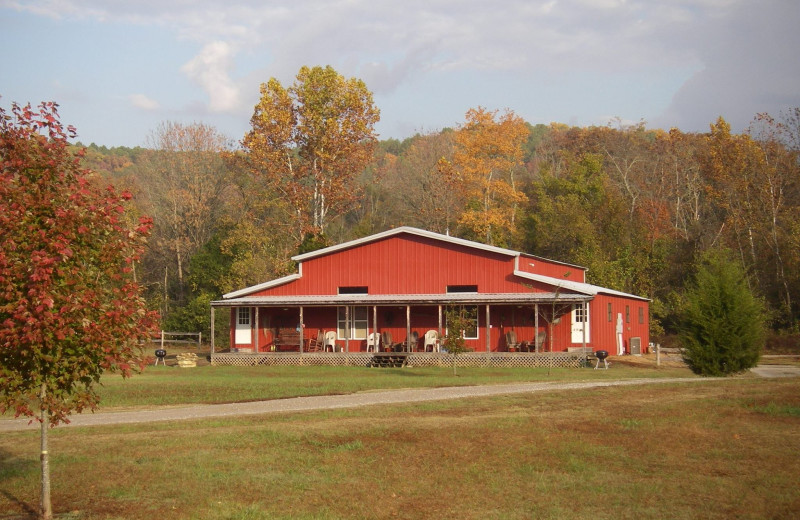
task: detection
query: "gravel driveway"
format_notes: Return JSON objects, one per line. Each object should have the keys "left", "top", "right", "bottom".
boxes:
{"left": 0, "top": 377, "right": 706, "bottom": 432}
{"left": 2, "top": 366, "right": 796, "bottom": 433}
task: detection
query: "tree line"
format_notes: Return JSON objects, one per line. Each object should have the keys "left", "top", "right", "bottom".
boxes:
{"left": 77, "top": 66, "right": 800, "bottom": 345}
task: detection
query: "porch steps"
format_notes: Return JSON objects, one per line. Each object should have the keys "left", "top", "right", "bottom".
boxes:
{"left": 369, "top": 353, "right": 408, "bottom": 368}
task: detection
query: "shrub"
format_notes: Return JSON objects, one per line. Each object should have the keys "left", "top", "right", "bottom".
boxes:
{"left": 679, "top": 249, "right": 766, "bottom": 376}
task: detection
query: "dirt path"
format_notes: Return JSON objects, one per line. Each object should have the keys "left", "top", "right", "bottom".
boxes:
{"left": 0, "top": 377, "right": 708, "bottom": 432}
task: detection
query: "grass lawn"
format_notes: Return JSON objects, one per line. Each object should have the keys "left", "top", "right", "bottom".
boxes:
{"left": 88, "top": 356, "right": 696, "bottom": 411}
{"left": 0, "top": 360, "right": 798, "bottom": 519}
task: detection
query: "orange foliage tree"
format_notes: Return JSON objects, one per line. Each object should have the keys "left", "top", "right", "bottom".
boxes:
{"left": 441, "top": 107, "right": 529, "bottom": 247}
{"left": 243, "top": 65, "right": 380, "bottom": 242}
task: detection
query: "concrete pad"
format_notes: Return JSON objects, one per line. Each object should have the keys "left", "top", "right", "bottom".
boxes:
{"left": 750, "top": 365, "right": 800, "bottom": 378}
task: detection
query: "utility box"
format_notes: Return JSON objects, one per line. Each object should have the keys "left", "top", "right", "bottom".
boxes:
{"left": 630, "top": 337, "right": 641, "bottom": 355}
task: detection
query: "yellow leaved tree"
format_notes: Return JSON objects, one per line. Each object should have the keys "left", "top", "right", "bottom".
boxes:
{"left": 440, "top": 107, "right": 529, "bottom": 247}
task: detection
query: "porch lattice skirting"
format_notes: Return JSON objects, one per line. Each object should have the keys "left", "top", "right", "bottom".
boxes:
{"left": 210, "top": 352, "right": 587, "bottom": 368}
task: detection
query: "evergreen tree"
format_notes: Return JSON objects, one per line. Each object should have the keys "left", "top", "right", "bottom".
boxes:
{"left": 679, "top": 249, "right": 766, "bottom": 376}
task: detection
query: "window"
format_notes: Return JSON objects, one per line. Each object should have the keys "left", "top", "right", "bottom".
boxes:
{"left": 337, "top": 306, "right": 368, "bottom": 340}
{"left": 638, "top": 306, "right": 645, "bottom": 324}
{"left": 237, "top": 307, "right": 250, "bottom": 325}
{"left": 445, "top": 305, "right": 479, "bottom": 340}
{"left": 447, "top": 285, "right": 478, "bottom": 293}
{"left": 625, "top": 305, "right": 630, "bottom": 323}
{"left": 339, "top": 286, "right": 368, "bottom": 295}
{"left": 574, "top": 303, "right": 588, "bottom": 323}
{"left": 607, "top": 303, "right": 612, "bottom": 322}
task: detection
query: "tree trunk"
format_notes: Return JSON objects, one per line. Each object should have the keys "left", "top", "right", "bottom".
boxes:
{"left": 39, "top": 384, "right": 52, "bottom": 520}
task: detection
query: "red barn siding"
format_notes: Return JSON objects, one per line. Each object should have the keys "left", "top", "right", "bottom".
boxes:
{"left": 257, "top": 234, "right": 534, "bottom": 297}
{"left": 223, "top": 228, "right": 649, "bottom": 355}
{"left": 515, "top": 254, "right": 585, "bottom": 282}
{"left": 590, "top": 294, "right": 650, "bottom": 353}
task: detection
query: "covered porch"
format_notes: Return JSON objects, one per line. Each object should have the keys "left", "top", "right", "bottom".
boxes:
{"left": 210, "top": 292, "right": 593, "bottom": 359}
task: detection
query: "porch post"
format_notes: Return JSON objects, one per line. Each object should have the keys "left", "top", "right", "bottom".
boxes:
{"left": 250, "top": 307, "right": 255, "bottom": 349}
{"left": 210, "top": 306, "right": 215, "bottom": 355}
{"left": 582, "top": 300, "right": 587, "bottom": 350}
{"left": 485, "top": 304, "right": 491, "bottom": 353}
{"left": 534, "top": 303, "right": 539, "bottom": 353}
{"left": 438, "top": 305, "right": 443, "bottom": 352}
{"left": 406, "top": 305, "right": 411, "bottom": 352}
{"left": 345, "top": 306, "right": 350, "bottom": 353}
{"left": 254, "top": 307, "right": 259, "bottom": 353}
{"left": 299, "top": 306, "right": 304, "bottom": 354}
{"left": 373, "top": 305, "right": 378, "bottom": 351}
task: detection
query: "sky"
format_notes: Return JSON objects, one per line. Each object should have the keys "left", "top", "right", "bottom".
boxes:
{"left": 1, "top": 0, "right": 799, "bottom": 148}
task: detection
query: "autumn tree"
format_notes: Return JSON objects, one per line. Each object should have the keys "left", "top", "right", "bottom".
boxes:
{"left": 441, "top": 107, "right": 529, "bottom": 247}
{"left": 243, "top": 65, "right": 380, "bottom": 243}
{"left": 375, "top": 130, "right": 457, "bottom": 233}
{"left": 139, "top": 121, "right": 236, "bottom": 313}
{"left": 442, "top": 306, "right": 474, "bottom": 376}
{"left": 0, "top": 102, "right": 157, "bottom": 519}
{"left": 747, "top": 112, "right": 800, "bottom": 328}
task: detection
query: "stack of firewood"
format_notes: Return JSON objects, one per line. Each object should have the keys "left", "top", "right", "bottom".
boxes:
{"left": 176, "top": 352, "right": 198, "bottom": 368}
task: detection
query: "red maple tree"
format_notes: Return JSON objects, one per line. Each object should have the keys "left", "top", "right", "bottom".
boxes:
{"left": 0, "top": 101, "right": 158, "bottom": 519}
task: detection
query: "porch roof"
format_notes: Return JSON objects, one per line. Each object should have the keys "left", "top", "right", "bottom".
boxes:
{"left": 211, "top": 292, "right": 591, "bottom": 308}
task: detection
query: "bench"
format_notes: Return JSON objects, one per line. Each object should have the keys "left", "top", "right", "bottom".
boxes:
{"left": 273, "top": 329, "right": 301, "bottom": 352}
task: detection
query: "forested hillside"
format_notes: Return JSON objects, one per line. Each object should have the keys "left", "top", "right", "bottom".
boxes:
{"left": 79, "top": 106, "right": 800, "bottom": 348}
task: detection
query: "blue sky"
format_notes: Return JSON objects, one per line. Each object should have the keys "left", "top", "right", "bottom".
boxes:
{"left": 2, "top": 0, "right": 798, "bottom": 148}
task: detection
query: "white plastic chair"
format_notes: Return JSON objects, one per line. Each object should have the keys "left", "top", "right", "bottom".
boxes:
{"left": 366, "top": 332, "right": 381, "bottom": 352}
{"left": 324, "top": 331, "right": 337, "bottom": 352}
{"left": 423, "top": 330, "right": 439, "bottom": 352}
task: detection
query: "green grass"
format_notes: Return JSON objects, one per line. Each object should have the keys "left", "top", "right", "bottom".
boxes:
{"left": 89, "top": 362, "right": 696, "bottom": 410}
{"left": 1, "top": 378, "right": 798, "bottom": 519}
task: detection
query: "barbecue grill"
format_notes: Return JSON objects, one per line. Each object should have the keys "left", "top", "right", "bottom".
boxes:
{"left": 154, "top": 349, "right": 167, "bottom": 366}
{"left": 594, "top": 350, "right": 609, "bottom": 370}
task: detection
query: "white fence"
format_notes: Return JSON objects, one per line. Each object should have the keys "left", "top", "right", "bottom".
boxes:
{"left": 151, "top": 331, "right": 202, "bottom": 348}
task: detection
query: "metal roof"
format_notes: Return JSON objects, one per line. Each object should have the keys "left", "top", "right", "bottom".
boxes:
{"left": 512, "top": 270, "right": 650, "bottom": 302}
{"left": 211, "top": 292, "right": 591, "bottom": 308}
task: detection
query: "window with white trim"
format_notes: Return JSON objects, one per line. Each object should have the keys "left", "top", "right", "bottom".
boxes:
{"left": 337, "top": 306, "right": 368, "bottom": 340}
{"left": 237, "top": 307, "right": 251, "bottom": 325}
{"left": 445, "top": 305, "right": 479, "bottom": 340}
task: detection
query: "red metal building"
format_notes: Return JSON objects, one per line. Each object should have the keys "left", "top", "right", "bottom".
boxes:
{"left": 211, "top": 227, "right": 649, "bottom": 356}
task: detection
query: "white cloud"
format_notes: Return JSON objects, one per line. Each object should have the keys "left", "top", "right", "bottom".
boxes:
{"left": 180, "top": 41, "right": 240, "bottom": 113}
{"left": 4, "top": 0, "right": 799, "bottom": 141}
{"left": 128, "top": 93, "right": 159, "bottom": 111}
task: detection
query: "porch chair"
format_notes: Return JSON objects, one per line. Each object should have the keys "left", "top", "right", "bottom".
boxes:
{"left": 381, "top": 331, "right": 401, "bottom": 352}
{"left": 366, "top": 332, "right": 381, "bottom": 352}
{"left": 423, "top": 330, "right": 439, "bottom": 352}
{"left": 324, "top": 331, "right": 337, "bottom": 352}
{"left": 534, "top": 330, "right": 547, "bottom": 352}
{"left": 405, "top": 331, "right": 419, "bottom": 352}
{"left": 505, "top": 330, "right": 521, "bottom": 352}
{"left": 306, "top": 330, "right": 323, "bottom": 352}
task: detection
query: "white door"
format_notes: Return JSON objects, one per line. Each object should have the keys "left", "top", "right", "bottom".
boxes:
{"left": 571, "top": 303, "right": 590, "bottom": 343}
{"left": 235, "top": 307, "right": 252, "bottom": 344}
